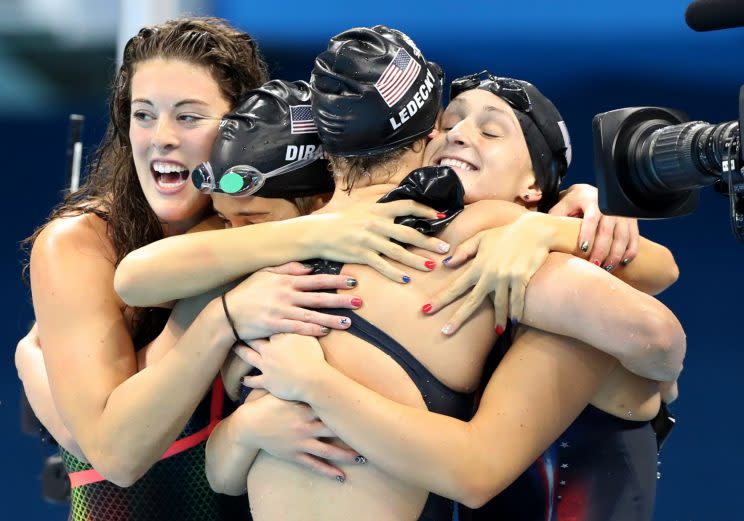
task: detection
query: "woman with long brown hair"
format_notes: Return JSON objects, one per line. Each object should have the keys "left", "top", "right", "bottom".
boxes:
{"left": 19, "top": 17, "right": 446, "bottom": 521}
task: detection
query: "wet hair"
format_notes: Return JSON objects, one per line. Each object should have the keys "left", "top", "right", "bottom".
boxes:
{"left": 23, "top": 17, "right": 268, "bottom": 345}
{"left": 291, "top": 196, "right": 320, "bottom": 216}
{"left": 327, "top": 140, "right": 420, "bottom": 193}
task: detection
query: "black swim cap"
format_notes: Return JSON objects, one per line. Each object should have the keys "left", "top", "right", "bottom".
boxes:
{"left": 192, "top": 79, "right": 333, "bottom": 198}
{"left": 311, "top": 25, "right": 444, "bottom": 157}
{"left": 449, "top": 71, "right": 572, "bottom": 197}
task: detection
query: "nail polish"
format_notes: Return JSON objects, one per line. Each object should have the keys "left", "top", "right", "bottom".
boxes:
{"left": 345, "top": 277, "right": 358, "bottom": 288}
{"left": 350, "top": 297, "right": 363, "bottom": 308}
{"left": 442, "top": 256, "right": 452, "bottom": 265}
{"left": 438, "top": 242, "right": 451, "bottom": 253}
{"left": 320, "top": 326, "right": 331, "bottom": 335}
{"left": 510, "top": 317, "right": 519, "bottom": 329}
{"left": 495, "top": 325, "right": 505, "bottom": 335}
{"left": 355, "top": 455, "right": 368, "bottom": 464}
{"left": 422, "top": 303, "right": 433, "bottom": 314}
{"left": 436, "top": 212, "right": 446, "bottom": 219}
{"left": 621, "top": 258, "right": 631, "bottom": 266}
{"left": 580, "top": 240, "right": 589, "bottom": 253}
{"left": 340, "top": 317, "right": 350, "bottom": 326}
{"left": 441, "top": 324, "right": 453, "bottom": 335}
{"left": 402, "top": 275, "right": 411, "bottom": 284}
{"left": 593, "top": 260, "right": 600, "bottom": 266}
{"left": 604, "top": 265, "right": 614, "bottom": 272}
{"left": 336, "top": 475, "right": 345, "bottom": 483}
{"left": 425, "top": 260, "right": 436, "bottom": 270}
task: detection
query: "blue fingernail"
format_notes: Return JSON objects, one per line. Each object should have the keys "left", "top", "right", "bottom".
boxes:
{"left": 510, "top": 318, "right": 519, "bottom": 328}
{"left": 402, "top": 275, "right": 411, "bottom": 284}
{"left": 442, "top": 256, "right": 452, "bottom": 265}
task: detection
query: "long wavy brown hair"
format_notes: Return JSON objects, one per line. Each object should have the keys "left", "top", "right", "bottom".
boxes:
{"left": 24, "top": 17, "right": 268, "bottom": 346}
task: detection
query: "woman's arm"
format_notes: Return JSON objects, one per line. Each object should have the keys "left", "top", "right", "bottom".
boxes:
{"left": 205, "top": 391, "right": 359, "bottom": 495}
{"left": 15, "top": 323, "right": 86, "bottom": 461}
{"left": 518, "top": 252, "right": 684, "bottom": 381}
{"left": 427, "top": 202, "right": 680, "bottom": 372}
{"left": 432, "top": 247, "right": 684, "bottom": 381}
{"left": 240, "top": 327, "right": 616, "bottom": 508}
{"left": 462, "top": 199, "right": 679, "bottom": 295}
{"left": 115, "top": 201, "right": 451, "bottom": 307}
{"left": 31, "top": 216, "right": 237, "bottom": 487}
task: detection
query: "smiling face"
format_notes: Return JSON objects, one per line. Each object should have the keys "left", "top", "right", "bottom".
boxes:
{"left": 211, "top": 193, "right": 303, "bottom": 228}
{"left": 129, "top": 58, "right": 230, "bottom": 231}
{"left": 423, "top": 88, "right": 538, "bottom": 205}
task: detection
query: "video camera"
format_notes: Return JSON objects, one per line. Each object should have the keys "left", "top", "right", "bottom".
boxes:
{"left": 593, "top": 0, "right": 744, "bottom": 242}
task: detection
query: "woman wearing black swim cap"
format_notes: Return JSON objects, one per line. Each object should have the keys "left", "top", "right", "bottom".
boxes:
{"left": 16, "top": 22, "right": 454, "bottom": 519}
{"left": 214, "top": 26, "right": 684, "bottom": 521}
{"left": 423, "top": 73, "right": 674, "bottom": 521}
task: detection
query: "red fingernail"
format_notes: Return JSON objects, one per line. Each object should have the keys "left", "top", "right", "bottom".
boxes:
{"left": 422, "top": 303, "right": 433, "bottom": 314}
{"left": 436, "top": 212, "right": 446, "bottom": 219}
{"left": 495, "top": 325, "right": 505, "bottom": 335}
{"left": 425, "top": 260, "right": 436, "bottom": 270}
{"left": 351, "top": 298, "right": 363, "bottom": 308}
{"left": 593, "top": 260, "right": 600, "bottom": 266}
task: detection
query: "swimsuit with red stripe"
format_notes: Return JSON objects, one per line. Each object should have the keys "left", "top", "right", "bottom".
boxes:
{"left": 61, "top": 377, "right": 251, "bottom": 521}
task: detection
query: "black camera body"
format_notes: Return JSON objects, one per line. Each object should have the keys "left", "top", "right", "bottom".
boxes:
{"left": 593, "top": 107, "right": 700, "bottom": 219}
{"left": 592, "top": 87, "right": 744, "bottom": 242}
{"left": 593, "top": 0, "right": 744, "bottom": 242}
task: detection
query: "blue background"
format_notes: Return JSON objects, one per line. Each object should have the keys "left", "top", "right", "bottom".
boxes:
{"left": 3, "top": 1, "right": 742, "bottom": 519}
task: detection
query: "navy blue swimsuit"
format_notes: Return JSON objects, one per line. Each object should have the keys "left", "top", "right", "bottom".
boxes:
{"left": 467, "top": 329, "right": 658, "bottom": 521}
{"left": 240, "top": 167, "right": 471, "bottom": 521}
{"left": 239, "top": 260, "right": 474, "bottom": 521}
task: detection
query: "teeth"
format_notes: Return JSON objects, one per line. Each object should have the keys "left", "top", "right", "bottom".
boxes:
{"left": 439, "top": 158, "right": 475, "bottom": 171}
{"left": 152, "top": 161, "right": 187, "bottom": 174}
{"left": 157, "top": 176, "right": 188, "bottom": 188}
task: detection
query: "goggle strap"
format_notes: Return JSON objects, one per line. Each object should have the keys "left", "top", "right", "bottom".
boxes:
{"left": 261, "top": 155, "right": 319, "bottom": 180}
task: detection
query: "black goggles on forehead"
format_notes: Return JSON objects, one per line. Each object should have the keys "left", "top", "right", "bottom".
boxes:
{"left": 449, "top": 70, "right": 532, "bottom": 114}
{"left": 192, "top": 155, "right": 319, "bottom": 196}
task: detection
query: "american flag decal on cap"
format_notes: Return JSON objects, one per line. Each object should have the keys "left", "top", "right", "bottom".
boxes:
{"left": 375, "top": 48, "right": 421, "bottom": 108}
{"left": 290, "top": 105, "right": 317, "bottom": 134}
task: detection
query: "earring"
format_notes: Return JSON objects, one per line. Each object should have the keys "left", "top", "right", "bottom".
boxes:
{"left": 523, "top": 193, "right": 530, "bottom": 201}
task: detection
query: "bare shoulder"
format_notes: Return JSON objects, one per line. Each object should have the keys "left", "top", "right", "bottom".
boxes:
{"left": 30, "top": 212, "right": 122, "bottom": 311}
{"left": 32, "top": 213, "right": 115, "bottom": 265}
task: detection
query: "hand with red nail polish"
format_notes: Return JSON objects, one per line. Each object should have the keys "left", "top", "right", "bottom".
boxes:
{"left": 308, "top": 200, "right": 451, "bottom": 284}
{"left": 223, "top": 262, "right": 365, "bottom": 340}
{"left": 425, "top": 215, "right": 554, "bottom": 335}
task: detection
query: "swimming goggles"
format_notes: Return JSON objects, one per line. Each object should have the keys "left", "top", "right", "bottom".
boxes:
{"left": 449, "top": 70, "right": 533, "bottom": 114}
{"left": 192, "top": 155, "right": 319, "bottom": 196}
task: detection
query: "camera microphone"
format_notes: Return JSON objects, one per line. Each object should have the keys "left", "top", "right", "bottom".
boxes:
{"left": 685, "top": 0, "right": 744, "bottom": 32}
